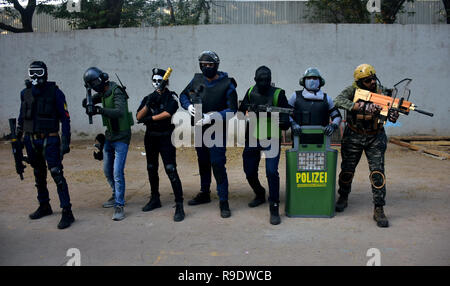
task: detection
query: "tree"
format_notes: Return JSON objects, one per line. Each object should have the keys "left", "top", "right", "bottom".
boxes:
{"left": 376, "top": 0, "right": 415, "bottom": 24}
{"left": 0, "top": 0, "right": 38, "bottom": 33}
{"left": 305, "top": 0, "right": 371, "bottom": 24}
{"left": 443, "top": 0, "right": 450, "bottom": 24}
{"left": 38, "top": 0, "right": 212, "bottom": 29}
{"left": 38, "top": 0, "right": 127, "bottom": 29}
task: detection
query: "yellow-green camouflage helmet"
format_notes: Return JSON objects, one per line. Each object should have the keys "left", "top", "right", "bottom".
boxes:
{"left": 354, "top": 64, "right": 376, "bottom": 82}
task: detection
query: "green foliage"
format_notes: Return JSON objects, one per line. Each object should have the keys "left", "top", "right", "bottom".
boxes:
{"left": 375, "top": 0, "right": 415, "bottom": 23}
{"left": 36, "top": 0, "right": 212, "bottom": 29}
{"left": 305, "top": 0, "right": 371, "bottom": 24}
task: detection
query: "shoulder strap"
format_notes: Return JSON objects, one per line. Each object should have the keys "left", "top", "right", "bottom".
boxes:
{"left": 247, "top": 86, "right": 255, "bottom": 100}
{"left": 273, "top": 88, "right": 281, "bottom": 107}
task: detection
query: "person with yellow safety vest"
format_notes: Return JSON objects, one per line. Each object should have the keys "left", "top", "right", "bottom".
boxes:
{"left": 333, "top": 64, "right": 399, "bottom": 228}
{"left": 238, "top": 66, "right": 290, "bottom": 225}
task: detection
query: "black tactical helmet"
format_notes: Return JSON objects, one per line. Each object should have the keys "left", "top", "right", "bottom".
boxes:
{"left": 28, "top": 61, "right": 48, "bottom": 86}
{"left": 83, "top": 67, "right": 109, "bottom": 92}
{"left": 198, "top": 51, "right": 220, "bottom": 66}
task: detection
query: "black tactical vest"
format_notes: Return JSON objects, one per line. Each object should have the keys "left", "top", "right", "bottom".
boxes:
{"left": 293, "top": 90, "right": 329, "bottom": 127}
{"left": 21, "top": 82, "right": 59, "bottom": 134}
{"left": 190, "top": 73, "right": 231, "bottom": 113}
{"left": 248, "top": 86, "right": 278, "bottom": 106}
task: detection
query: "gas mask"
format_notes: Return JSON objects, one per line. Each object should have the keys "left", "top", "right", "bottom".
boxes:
{"left": 28, "top": 62, "right": 48, "bottom": 87}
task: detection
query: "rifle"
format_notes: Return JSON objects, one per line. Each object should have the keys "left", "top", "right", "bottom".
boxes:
{"left": 353, "top": 78, "right": 433, "bottom": 124}
{"left": 248, "top": 104, "right": 294, "bottom": 115}
{"left": 85, "top": 87, "right": 94, "bottom": 124}
{"left": 8, "top": 118, "right": 27, "bottom": 180}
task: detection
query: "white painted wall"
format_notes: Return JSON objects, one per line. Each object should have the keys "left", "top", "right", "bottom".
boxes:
{"left": 0, "top": 24, "right": 448, "bottom": 138}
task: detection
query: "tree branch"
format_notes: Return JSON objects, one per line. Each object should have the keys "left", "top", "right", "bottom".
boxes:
{"left": 0, "top": 22, "right": 25, "bottom": 33}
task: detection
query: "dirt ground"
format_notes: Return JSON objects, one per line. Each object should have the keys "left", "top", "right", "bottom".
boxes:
{"left": 0, "top": 134, "right": 449, "bottom": 266}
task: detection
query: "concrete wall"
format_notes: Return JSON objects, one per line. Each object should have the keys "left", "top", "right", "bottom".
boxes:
{"left": 0, "top": 24, "right": 449, "bottom": 138}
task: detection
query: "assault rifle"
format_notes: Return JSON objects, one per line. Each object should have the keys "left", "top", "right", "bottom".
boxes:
{"left": 8, "top": 118, "right": 27, "bottom": 180}
{"left": 353, "top": 78, "right": 433, "bottom": 124}
{"left": 248, "top": 104, "right": 294, "bottom": 115}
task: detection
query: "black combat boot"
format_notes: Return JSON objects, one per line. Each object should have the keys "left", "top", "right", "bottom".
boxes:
{"left": 219, "top": 200, "right": 231, "bottom": 218}
{"left": 173, "top": 202, "right": 185, "bottom": 222}
{"left": 373, "top": 205, "right": 389, "bottom": 228}
{"left": 142, "top": 196, "right": 162, "bottom": 212}
{"left": 248, "top": 189, "right": 266, "bottom": 208}
{"left": 335, "top": 195, "right": 348, "bottom": 212}
{"left": 188, "top": 191, "right": 211, "bottom": 206}
{"left": 269, "top": 202, "right": 281, "bottom": 225}
{"left": 29, "top": 202, "right": 53, "bottom": 220}
{"left": 58, "top": 208, "right": 75, "bottom": 229}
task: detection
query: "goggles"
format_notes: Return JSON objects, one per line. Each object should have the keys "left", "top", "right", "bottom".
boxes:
{"left": 363, "top": 76, "right": 377, "bottom": 84}
{"left": 28, "top": 68, "right": 45, "bottom": 77}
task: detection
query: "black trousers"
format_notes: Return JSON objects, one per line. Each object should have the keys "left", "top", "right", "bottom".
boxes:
{"left": 144, "top": 132, "right": 183, "bottom": 203}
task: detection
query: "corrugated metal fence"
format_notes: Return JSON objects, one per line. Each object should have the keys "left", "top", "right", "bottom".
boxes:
{"left": 0, "top": 0, "right": 447, "bottom": 34}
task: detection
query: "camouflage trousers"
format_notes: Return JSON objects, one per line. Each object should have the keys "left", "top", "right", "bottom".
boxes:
{"left": 338, "top": 126, "right": 388, "bottom": 206}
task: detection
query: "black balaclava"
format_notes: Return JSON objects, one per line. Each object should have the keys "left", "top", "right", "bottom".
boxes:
{"left": 254, "top": 66, "right": 272, "bottom": 94}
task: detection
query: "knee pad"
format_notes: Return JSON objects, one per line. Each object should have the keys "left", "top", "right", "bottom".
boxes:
{"left": 339, "top": 171, "right": 354, "bottom": 185}
{"left": 165, "top": 164, "right": 179, "bottom": 182}
{"left": 50, "top": 166, "right": 65, "bottom": 186}
{"left": 370, "top": 171, "right": 386, "bottom": 189}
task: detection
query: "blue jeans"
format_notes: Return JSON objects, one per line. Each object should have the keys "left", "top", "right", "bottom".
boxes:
{"left": 242, "top": 141, "right": 281, "bottom": 203}
{"left": 103, "top": 140, "right": 129, "bottom": 207}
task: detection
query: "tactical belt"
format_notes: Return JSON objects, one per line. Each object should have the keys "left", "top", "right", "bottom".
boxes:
{"left": 347, "top": 123, "right": 382, "bottom": 135}
{"left": 31, "top": 132, "right": 58, "bottom": 140}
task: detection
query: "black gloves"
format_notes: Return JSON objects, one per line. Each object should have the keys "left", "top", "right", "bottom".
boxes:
{"left": 61, "top": 135, "right": 70, "bottom": 158}
{"left": 388, "top": 110, "right": 399, "bottom": 123}
{"left": 324, "top": 123, "right": 339, "bottom": 136}
{"left": 93, "top": 133, "right": 105, "bottom": 161}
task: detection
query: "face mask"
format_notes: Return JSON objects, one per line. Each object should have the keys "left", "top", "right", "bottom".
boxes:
{"left": 201, "top": 66, "right": 217, "bottom": 79}
{"left": 256, "top": 77, "right": 271, "bottom": 93}
{"left": 152, "top": 75, "right": 163, "bottom": 90}
{"left": 305, "top": 78, "right": 320, "bottom": 92}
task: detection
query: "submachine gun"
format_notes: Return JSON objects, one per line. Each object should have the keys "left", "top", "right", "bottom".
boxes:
{"left": 8, "top": 118, "right": 28, "bottom": 180}
{"left": 353, "top": 78, "right": 433, "bottom": 124}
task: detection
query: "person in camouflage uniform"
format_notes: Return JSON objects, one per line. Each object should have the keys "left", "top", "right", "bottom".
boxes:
{"left": 334, "top": 64, "right": 399, "bottom": 228}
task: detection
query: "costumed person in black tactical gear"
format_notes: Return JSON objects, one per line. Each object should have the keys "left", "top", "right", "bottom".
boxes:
{"left": 82, "top": 67, "right": 134, "bottom": 221}
{"left": 179, "top": 51, "right": 238, "bottom": 218}
{"left": 288, "top": 67, "right": 342, "bottom": 137}
{"left": 238, "top": 66, "right": 291, "bottom": 225}
{"left": 136, "top": 68, "right": 185, "bottom": 222}
{"left": 17, "top": 61, "right": 75, "bottom": 229}
{"left": 333, "top": 64, "right": 399, "bottom": 228}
